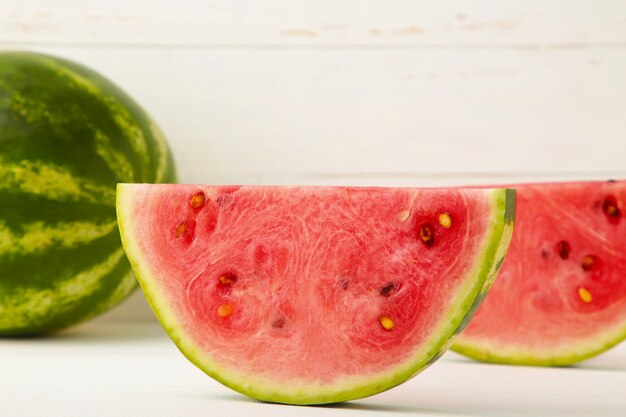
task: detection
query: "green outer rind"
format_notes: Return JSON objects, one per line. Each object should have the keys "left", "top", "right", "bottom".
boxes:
{"left": 452, "top": 318, "right": 626, "bottom": 367}
{"left": 0, "top": 51, "right": 177, "bottom": 336}
{"left": 450, "top": 189, "right": 516, "bottom": 338}
{"left": 117, "top": 185, "right": 515, "bottom": 404}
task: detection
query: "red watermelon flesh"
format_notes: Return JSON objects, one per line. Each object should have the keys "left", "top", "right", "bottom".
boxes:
{"left": 454, "top": 180, "right": 626, "bottom": 365}
{"left": 117, "top": 184, "right": 514, "bottom": 404}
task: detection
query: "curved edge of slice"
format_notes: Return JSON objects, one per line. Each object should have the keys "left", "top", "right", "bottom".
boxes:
{"left": 452, "top": 321, "right": 626, "bottom": 366}
{"left": 116, "top": 185, "right": 516, "bottom": 404}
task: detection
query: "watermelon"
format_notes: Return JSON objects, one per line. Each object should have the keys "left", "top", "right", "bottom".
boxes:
{"left": 117, "top": 184, "right": 514, "bottom": 404}
{"left": 454, "top": 180, "right": 626, "bottom": 365}
{"left": 0, "top": 52, "right": 177, "bottom": 336}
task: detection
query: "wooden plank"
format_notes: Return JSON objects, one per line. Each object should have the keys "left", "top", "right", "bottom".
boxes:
{"left": 4, "top": 44, "right": 625, "bottom": 183}
{"left": 2, "top": 0, "right": 626, "bottom": 46}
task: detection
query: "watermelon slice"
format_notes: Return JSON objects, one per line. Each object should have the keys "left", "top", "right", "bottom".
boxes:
{"left": 117, "top": 184, "right": 514, "bottom": 404}
{"left": 454, "top": 180, "right": 626, "bottom": 365}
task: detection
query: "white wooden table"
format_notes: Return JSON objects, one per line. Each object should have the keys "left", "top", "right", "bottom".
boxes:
{"left": 1, "top": 321, "right": 625, "bottom": 417}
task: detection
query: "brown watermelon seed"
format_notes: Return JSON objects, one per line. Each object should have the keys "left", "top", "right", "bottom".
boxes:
{"left": 438, "top": 213, "right": 452, "bottom": 228}
{"left": 174, "top": 222, "right": 188, "bottom": 238}
{"left": 556, "top": 240, "right": 571, "bottom": 260}
{"left": 541, "top": 249, "right": 550, "bottom": 260}
{"left": 578, "top": 287, "right": 593, "bottom": 303}
{"left": 272, "top": 317, "right": 286, "bottom": 328}
{"left": 419, "top": 225, "right": 434, "bottom": 246}
{"left": 581, "top": 255, "right": 598, "bottom": 271}
{"left": 218, "top": 274, "right": 237, "bottom": 285}
{"left": 380, "top": 283, "right": 396, "bottom": 297}
{"left": 602, "top": 195, "right": 621, "bottom": 219}
{"left": 190, "top": 192, "right": 206, "bottom": 209}
{"left": 379, "top": 316, "right": 395, "bottom": 331}
{"left": 397, "top": 209, "right": 411, "bottom": 222}
{"left": 217, "top": 303, "right": 234, "bottom": 318}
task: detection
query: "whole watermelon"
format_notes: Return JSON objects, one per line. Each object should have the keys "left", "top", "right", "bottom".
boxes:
{"left": 0, "top": 51, "right": 177, "bottom": 335}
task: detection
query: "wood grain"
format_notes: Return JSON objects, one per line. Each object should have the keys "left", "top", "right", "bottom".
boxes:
{"left": 2, "top": 44, "right": 624, "bottom": 184}
{"left": 2, "top": 0, "right": 626, "bottom": 46}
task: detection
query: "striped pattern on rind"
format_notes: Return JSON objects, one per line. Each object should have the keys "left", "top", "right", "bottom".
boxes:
{"left": 0, "top": 52, "right": 177, "bottom": 336}
{"left": 117, "top": 185, "right": 515, "bottom": 404}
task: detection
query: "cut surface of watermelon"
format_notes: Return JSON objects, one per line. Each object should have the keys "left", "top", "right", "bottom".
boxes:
{"left": 117, "top": 184, "right": 514, "bottom": 404}
{"left": 454, "top": 180, "right": 626, "bottom": 365}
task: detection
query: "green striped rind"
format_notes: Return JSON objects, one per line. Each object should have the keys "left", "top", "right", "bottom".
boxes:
{"left": 0, "top": 52, "right": 177, "bottom": 336}
{"left": 117, "top": 185, "right": 515, "bottom": 404}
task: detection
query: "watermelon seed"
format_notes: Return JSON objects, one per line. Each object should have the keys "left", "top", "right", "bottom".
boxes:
{"left": 578, "top": 287, "right": 593, "bottom": 303}
{"left": 380, "top": 283, "right": 396, "bottom": 297}
{"left": 219, "top": 274, "right": 237, "bottom": 285}
{"left": 272, "top": 317, "right": 286, "bottom": 328}
{"left": 174, "top": 222, "right": 188, "bottom": 238}
{"left": 602, "top": 195, "right": 621, "bottom": 220}
{"left": 541, "top": 249, "right": 550, "bottom": 260}
{"left": 581, "top": 255, "right": 598, "bottom": 271}
{"left": 556, "top": 240, "right": 571, "bottom": 260}
{"left": 217, "top": 303, "right": 234, "bottom": 318}
{"left": 339, "top": 279, "right": 349, "bottom": 290}
{"left": 438, "top": 213, "right": 452, "bottom": 228}
{"left": 190, "top": 192, "right": 206, "bottom": 209}
{"left": 379, "top": 316, "right": 395, "bottom": 331}
{"left": 397, "top": 209, "right": 411, "bottom": 222}
{"left": 419, "top": 225, "right": 434, "bottom": 246}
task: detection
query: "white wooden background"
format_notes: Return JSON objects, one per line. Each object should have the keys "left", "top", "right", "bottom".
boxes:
{"left": 2, "top": 1, "right": 626, "bottom": 321}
